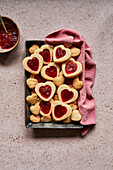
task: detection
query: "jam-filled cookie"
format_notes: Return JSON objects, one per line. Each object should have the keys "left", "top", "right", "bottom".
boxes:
{"left": 41, "top": 62, "right": 60, "bottom": 80}
{"left": 35, "top": 81, "right": 56, "bottom": 101}
{"left": 39, "top": 100, "right": 52, "bottom": 116}
{"left": 23, "top": 54, "right": 43, "bottom": 74}
{"left": 62, "top": 58, "right": 83, "bottom": 78}
{"left": 52, "top": 101, "right": 72, "bottom": 121}
{"left": 34, "top": 45, "right": 53, "bottom": 64}
{"left": 57, "top": 84, "right": 78, "bottom": 104}
{"left": 53, "top": 45, "right": 71, "bottom": 63}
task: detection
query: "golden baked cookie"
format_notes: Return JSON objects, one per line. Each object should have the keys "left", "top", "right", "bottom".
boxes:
{"left": 26, "top": 78, "right": 38, "bottom": 89}
{"left": 73, "top": 77, "right": 83, "bottom": 90}
{"left": 41, "top": 114, "right": 52, "bottom": 122}
{"left": 30, "top": 114, "right": 40, "bottom": 123}
{"left": 30, "top": 102, "right": 40, "bottom": 115}
{"left": 70, "top": 46, "right": 80, "bottom": 57}
{"left": 71, "top": 110, "right": 82, "bottom": 121}
{"left": 29, "top": 44, "right": 39, "bottom": 54}
{"left": 26, "top": 93, "right": 38, "bottom": 104}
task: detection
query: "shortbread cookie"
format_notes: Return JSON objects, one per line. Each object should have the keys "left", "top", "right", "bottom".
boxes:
{"left": 73, "top": 77, "right": 83, "bottom": 90}
{"left": 30, "top": 114, "right": 40, "bottom": 123}
{"left": 30, "top": 73, "right": 46, "bottom": 83}
{"left": 53, "top": 45, "right": 71, "bottom": 63}
{"left": 41, "top": 62, "right": 60, "bottom": 80}
{"left": 23, "top": 54, "right": 43, "bottom": 74}
{"left": 62, "top": 58, "right": 83, "bottom": 78}
{"left": 70, "top": 46, "right": 80, "bottom": 57}
{"left": 41, "top": 114, "right": 52, "bottom": 122}
{"left": 53, "top": 75, "right": 65, "bottom": 87}
{"left": 26, "top": 93, "right": 38, "bottom": 104}
{"left": 71, "top": 110, "right": 82, "bottom": 121}
{"left": 34, "top": 45, "right": 53, "bottom": 64}
{"left": 35, "top": 81, "right": 56, "bottom": 101}
{"left": 39, "top": 100, "right": 51, "bottom": 116}
{"left": 30, "top": 102, "right": 40, "bottom": 115}
{"left": 52, "top": 101, "right": 72, "bottom": 121}
{"left": 57, "top": 84, "right": 78, "bottom": 104}
{"left": 29, "top": 44, "right": 39, "bottom": 54}
{"left": 26, "top": 78, "right": 38, "bottom": 89}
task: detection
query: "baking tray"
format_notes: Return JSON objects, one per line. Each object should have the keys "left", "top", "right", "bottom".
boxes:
{"left": 25, "top": 40, "right": 83, "bottom": 129}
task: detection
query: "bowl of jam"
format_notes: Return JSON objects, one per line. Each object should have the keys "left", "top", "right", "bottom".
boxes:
{"left": 0, "top": 16, "right": 20, "bottom": 53}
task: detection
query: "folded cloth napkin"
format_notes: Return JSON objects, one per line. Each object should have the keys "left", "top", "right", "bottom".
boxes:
{"left": 45, "top": 29, "right": 96, "bottom": 136}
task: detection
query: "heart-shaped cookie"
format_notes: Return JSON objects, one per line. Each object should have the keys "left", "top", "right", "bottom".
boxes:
{"left": 35, "top": 81, "right": 56, "bottom": 101}
{"left": 41, "top": 62, "right": 60, "bottom": 80}
{"left": 39, "top": 100, "right": 52, "bottom": 116}
{"left": 34, "top": 45, "right": 53, "bottom": 64}
{"left": 70, "top": 46, "right": 81, "bottom": 57}
{"left": 71, "top": 110, "right": 82, "bottom": 121}
{"left": 53, "top": 45, "right": 71, "bottom": 63}
{"left": 23, "top": 54, "right": 43, "bottom": 74}
{"left": 30, "top": 73, "right": 46, "bottom": 83}
{"left": 52, "top": 101, "right": 72, "bottom": 121}
{"left": 62, "top": 58, "right": 83, "bottom": 78}
{"left": 57, "top": 84, "right": 78, "bottom": 104}
{"left": 26, "top": 78, "right": 38, "bottom": 89}
{"left": 73, "top": 77, "right": 83, "bottom": 90}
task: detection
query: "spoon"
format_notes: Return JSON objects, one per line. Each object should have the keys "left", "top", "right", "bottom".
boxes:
{"left": 0, "top": 15, "right": 11, "bottom": 36}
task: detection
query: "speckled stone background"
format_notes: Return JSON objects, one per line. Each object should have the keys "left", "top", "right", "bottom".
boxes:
{"left": 0, "top": 0, "right": 113, "bottom": 170}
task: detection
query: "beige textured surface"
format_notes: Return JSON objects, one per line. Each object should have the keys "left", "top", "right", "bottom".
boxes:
{"left": 0, "top": 0, "right": 113, "bottom": 170}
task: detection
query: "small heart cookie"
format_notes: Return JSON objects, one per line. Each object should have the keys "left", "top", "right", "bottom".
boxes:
{"left": 73, "top": 77, "right": 83, "bottom": 90}
{"left": 39, "top": 100, "right": 52, "bottom": 115}
{"left": 26, "top": 93, "right": 38, "bottom": 104}
{"left": 26, "top": 78, "right": 38, "bottom": 89}
{"left": 29, "top": 44, "right": 39, "bottom": 54}
{"left": 53, "top": 45, "right": 71, "bottom": 63}
{"left": 57, "top": 84, "right": 78, "bottom": 104}
{"left": 30, "top": 73, "right": 46, "bottom": 83}
{"left": 34, "top": 45, "right": 53, "bottom": 64}
{"left": 71, "top": 110, "right": 82, "bottom": 121}
{"left": 62, "top": 58, "right": 83, "bottom": 78}
{"left": 41, "top": 114, "right": 52, "bottom": 122}
{"left": 30, "top": 102, "right": 40, "bottom": 115}
{"left": 52, "top": 101, "right": 72, "bottom": 121}
{"left": 30, "top": 115, "right": 40, "bottom": 123}
{"left": 35, "top": 81, "right": 56, "bottom": 101}
{"left": 41, "top": 62, "right": 60, "bottom": 80}
{"left": 23, "top": 54, "right": 43, "bottom": 74}
{"left": 53, "top": 75, "right": 65, "bottom": 86}
{"left": 70, "top": 46, "right": 81, "bottom": 57}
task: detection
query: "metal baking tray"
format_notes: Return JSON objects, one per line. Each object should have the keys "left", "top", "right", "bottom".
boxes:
{"left": 25, "top": 40, "right": 83, "bottom": 129}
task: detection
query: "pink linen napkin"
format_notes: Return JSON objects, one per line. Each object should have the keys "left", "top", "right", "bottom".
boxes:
{"left": 45, "top": 29, "right": 96, "bottom": 136}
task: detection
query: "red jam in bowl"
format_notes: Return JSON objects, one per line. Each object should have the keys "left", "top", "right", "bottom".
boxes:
{"left": 54, "top": 105, "right": 67, "bottom": 118}
{"left": 39, "top": 101, "right": 51, "bottom": 114}
{"left": 39, "top": 85, "right": 51, "bottom": 98}
{"left": 45, "top": 66, "right": 57, "bottom": 78}
{"left": 0, "top": 27, "right": 18, "bottom": 49}
{"left": 65, "top": 60, "right": 77, "bottom": 74}
{"left": 39, "top": 49, "right": 50, "bottom": 63}
{"left": 61, "top": 89, "right": 73, "bottom": 102}
{"left": 56, "top": 47, "right": 66, "bottom": 59}
{"left": 27, "top": 57, "right": 39, "bottom": 71}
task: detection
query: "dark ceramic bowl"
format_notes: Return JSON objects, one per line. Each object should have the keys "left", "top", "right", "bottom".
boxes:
{"left": 0, "top": 16, "right": 20, "bottom": 53}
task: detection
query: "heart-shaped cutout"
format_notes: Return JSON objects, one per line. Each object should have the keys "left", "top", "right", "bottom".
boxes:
{"left": 23, "top": 54, "right": 43, "bottom": 74}
{"left": 52, "top": 101, "right": 72, "bottom": 121}
{"left": 62, "top": 58, "right": 83, "bottom": 78}
{"left": 53, "top": 45, "right": 71, "bottom": 63}
{"left": 73, "top": 77, "right": 83, "bottom": 90}
{"left": 41, "top": 62, "right": 60, "bottom": 80}
{"left": 35, "top": 81, "right": 56, "bottom": 101}
{"left": 39, "top": 100, "right": 51, "bottom": 115}
{"left": 57, "top": 84, "right": 78, "bottom": 104}
{"left": 34, "top": 45, "right": 53, "bottom": 64}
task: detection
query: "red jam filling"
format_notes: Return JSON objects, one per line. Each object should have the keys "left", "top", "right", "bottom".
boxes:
{"left": 39, "top": 101, "right": 51, "bottom": 114}
{"left": 65, "top": 78, "right": 73, "bottom": 85}
{"left": 54, "top": 105, "right": 67, "bottom": 118}
{"left": 61, "top": 89, "right": 73, "bottom": 102}
{"left": 56, "top": 47, "right": 66, "bottom": 59}
{"left": 39, "top": 49, "right": 50, "bottom": 63}
{"left": 45, "top": 66, "right": 57, "bottom": 78}
{"left": 27, "top": 57, "right": 39, "bottom": 71}
{"left": 0, "top": 27, "right": 18, "bottom": 49}
{"left": 65, "top": 60, "right": 77, "bottom": 74}
{"left": 39, "top": 85, "right": 51, "bottom": 98}
{"left": 34, "top": 74, "right": 46, "bottom": 83}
